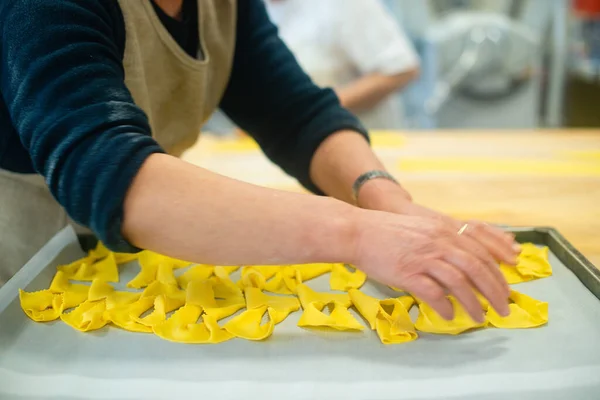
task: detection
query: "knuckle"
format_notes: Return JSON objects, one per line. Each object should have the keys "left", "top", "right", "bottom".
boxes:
{"left": 407, "top": 275, "right": 445, "bottom": 301}
{"left": 427, "top": 286, "right": 446, "bottom": 302}
{"left": 467, "top": 261, "right": 488, "bottom": 280}
{"left": 447, "top": 269, "right": 468, "bottom": 288}
{"left": 468, "top": 221, "right": 485, "bottom": 233}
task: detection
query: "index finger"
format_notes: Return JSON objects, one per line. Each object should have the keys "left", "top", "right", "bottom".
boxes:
{"left": 464, "top": 221, "right": 520, "bottom": 265}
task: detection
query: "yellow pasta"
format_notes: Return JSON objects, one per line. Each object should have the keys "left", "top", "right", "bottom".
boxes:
{"left": 296, "top": 284, "right": 363, "bottom": 331}
{"left": 349, "top": 290, "right": 417, "bottom": 344}
{"left": 223, "top": 306, "right": 275, "bottom": 341}
{"left": 486, "top": 290, "right": 548, "bottom": 329}
{"left": 330, "top": 264, "right": 366, "bottom": 291}
{"left": 153, "top": 304, "right": 233, "bottom": 344}
{"left": 500, "top": 243, "right": 552, "bottom": 284}
{"left": 20, "top": 241, "right": 551, "bottom": 344}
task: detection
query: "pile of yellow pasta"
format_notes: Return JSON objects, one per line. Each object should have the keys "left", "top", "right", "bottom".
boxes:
{"left": 19, "top": 242, "right": 552, "bottom": 345}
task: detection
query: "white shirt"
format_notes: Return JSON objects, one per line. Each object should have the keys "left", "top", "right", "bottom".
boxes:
{"left": 265, "top": 0, "right": 420, "bottom": 130}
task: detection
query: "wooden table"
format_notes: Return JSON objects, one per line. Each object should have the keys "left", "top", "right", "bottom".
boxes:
{"left": 183, "top": 130, "right": 600, "bottom": 267}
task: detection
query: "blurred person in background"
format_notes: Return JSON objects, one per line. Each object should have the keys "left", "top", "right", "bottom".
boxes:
{"left": 265, "top": 0, "right": 420, "bottom": 130}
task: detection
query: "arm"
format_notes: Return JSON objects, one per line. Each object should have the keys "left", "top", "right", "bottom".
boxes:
{"left": 218, "top": 0, "right": 369, "bottom": 194}
{"left": 336, "top": 69, "right": 419, "bottom": 114}
{"left": 0, "top": 0, "right": 354, "bottom": 265}
{"left": 122, "top": 154, "right": 356, "bottom": 265}
{"left": 0, "top": 0, "right": 163, "bottom": 252}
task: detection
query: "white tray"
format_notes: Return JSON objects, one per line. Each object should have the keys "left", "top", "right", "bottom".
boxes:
{"left": 1, "top": 226, "right": 600, "bottom": 400}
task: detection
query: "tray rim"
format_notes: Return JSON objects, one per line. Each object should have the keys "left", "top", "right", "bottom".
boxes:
{"left": 0, "top": 226, "right": 78, "bottom": 315}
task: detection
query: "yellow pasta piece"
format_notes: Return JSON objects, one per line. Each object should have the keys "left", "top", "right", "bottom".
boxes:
{"left": 486, "top": 290, "right": 548, "bottom": 329}
{"left": 104, "top": 297, "right": 155, "bottom": 333}
{"left": 296, "top": 284, "right": 352, "bottom": 309}
{"left": 500, "top": 243, "right": 552, "bottom": 284}
{"left": 133, "top": 295, "right": 170, "bottom": 327}
{"left": 56, "top": 255, "right": 95, "bottom": 274}
{"left": 90, "top": 254, "right": 120, "bottom": 282}
{"left": 88, "top": 241, "right": 111, "bottom": 260}
{"left": 89, "top": 241, "right": 139, "bottom": 264}
{"left": 186, "top": 281, "right": 245, "bottom": 321}
{"left": 88, "top": 279, "right": 115, "bottom": 299}
{"left": 209, "top": 273, "right": 245, "bottom": 304}
{"left": 399, "top": 296, "right": 415, "bottom": 312}
{"left": 57, "top": 253, "right": 119, "bottom": 282}
{"left": 20, "top": 271, "right": 92, "bottom": 322}
{"left": 273, "top": 264, "right": 334, "bottom": 295}
{"left": 176, "top": 265, "right": 214, "bottom": 289}
{"left": 127, "top": 263, "right": 158, "bottom": 289}
{"left": 49, "top": 271, "right": 90, "bottom": 309}
{"left": 223, "top": 306, "right": 276, "bottom": 341}
{"left": 127, "top": 251, "right": 190, "bottom": 289}
{"left": 349, "top": 290, "right": 416, "bottom": 344}
{"left": 241, "top": 266, "right": 280, "bottom": 281}
{"left": 330, "top": 264, "right": 366, "bottom": 291}
{"left": 114, "top": 252, "right": 140, "bottom": 264}
{"left": 19, "top": 289, "right": 63, "bottom": 322}
{"left": 263, "top": 269, "right": 296, "bottom": 295}
{"left": 298, "top": 302, "right": 364, "bottom": 331}
{"left": 415, "top": 297, "right": 486, "bottom": 335}
{"left": 296, "top": 284, "right": 363, "bottom": 331}
{"left": 98, "top": 241, "right": 140, "bottom": 264}
{"left": 88, "top": 280, "right": 141, "bottom": 310}
{"left": 244, "top": 287, "right": 300, "bottom": 324}
{"left": 237, "top": 266, "right": 296, "bottom": 294}
{"left": 381, "top": 316, "right": 417, "bottom": 344}
{"left": 237, "top": 266, "right": 280, "bottom": 291}
{"left": 139, "top": 250, "right": 191, "bottom": 269}
{"left": 49, "top": 271, "right": 87, "bottom": 294}
{"left": 216, "top": 266, "right": 240, "bottom": 275}
{"left": 157, "top": 263, "right": 177, "bottom": 286}
{"left": 140, "top": 281, "right": 186, "bottom": 312}
{"left": 238, "top": 264, "right": 332, "bottom": 295}
{"left": 61, "top": 300, "right": 108, "bottom": 332}
{"left": 238, "top": 268, "right": 267, "bottom": 291}
{"left": 294, "top": 263, "right": 333, "bottom": 281}
{"left": 153, "top": 304, "right": 233, "bottom": 344}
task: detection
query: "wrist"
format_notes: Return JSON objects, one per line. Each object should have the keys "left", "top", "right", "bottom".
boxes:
{"left": 356, "top": 178, "right": 412, "bottom": 213}
{"left": 306, "top": 198, "right": 361, "bottom": 264}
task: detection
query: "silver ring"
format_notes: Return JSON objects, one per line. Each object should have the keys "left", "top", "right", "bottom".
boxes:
{"left": 457, "top": 224, "right": 469, "bottom": 235}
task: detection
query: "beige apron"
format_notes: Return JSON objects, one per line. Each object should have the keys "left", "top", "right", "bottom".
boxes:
{"left": 0, "top": 0, "right": 236, "bottom": 286}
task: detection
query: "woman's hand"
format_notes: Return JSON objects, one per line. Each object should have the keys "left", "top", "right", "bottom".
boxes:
{"left": 350, "top": 209, "right": 513, "bottom": 323}
{"left": 356, "top": 178, "right": 520, "bottom": 266}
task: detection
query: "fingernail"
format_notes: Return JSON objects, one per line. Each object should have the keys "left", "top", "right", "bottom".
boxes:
{"left": 500, "top": 304, "right": 511, "bottom": 317}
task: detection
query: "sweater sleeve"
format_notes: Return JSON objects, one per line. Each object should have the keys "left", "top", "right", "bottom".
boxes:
{"left": 0, "top": 0, "right": 164, "bottom": 252}
{"left": 219, "top": 0, "right": 370, "bottom": 194}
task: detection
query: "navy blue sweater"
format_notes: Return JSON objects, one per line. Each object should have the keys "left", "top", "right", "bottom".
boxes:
{"left": 0, "top": 0, "right": 368, "bottom": 252}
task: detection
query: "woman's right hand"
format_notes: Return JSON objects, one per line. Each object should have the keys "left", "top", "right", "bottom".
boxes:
{"left": 350, "top": 209, "right": 513, "bottom": 323}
